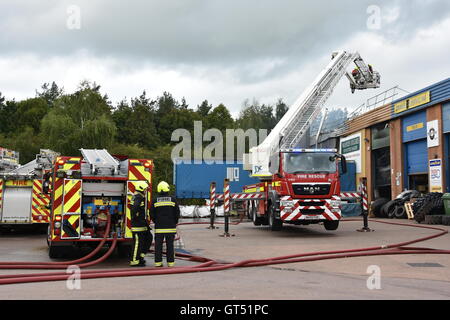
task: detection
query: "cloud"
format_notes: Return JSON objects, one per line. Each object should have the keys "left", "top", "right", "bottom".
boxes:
{"left": 0, "top": 1, "right": 449, "bottom": 118}
{"left": 2, "top": 0, "right": 450, "bottom": 67}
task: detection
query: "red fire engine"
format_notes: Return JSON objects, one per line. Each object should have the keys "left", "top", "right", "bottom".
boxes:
{"left": 47, "top": 149, "right": 153, "bottom": 258}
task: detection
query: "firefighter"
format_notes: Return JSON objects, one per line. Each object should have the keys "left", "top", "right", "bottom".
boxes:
{"left": 129, "top": 181, "right": 153, "bottom": 267}
{"left": 150, "top": 181, "right": 180, "bottom": 267}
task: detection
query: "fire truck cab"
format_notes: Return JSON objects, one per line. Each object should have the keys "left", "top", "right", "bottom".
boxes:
{"left": 47, "top": 149, "right": 153, "bottom": 258}
{"left": 246, "top": 148, "right": 346, "bottom": 231}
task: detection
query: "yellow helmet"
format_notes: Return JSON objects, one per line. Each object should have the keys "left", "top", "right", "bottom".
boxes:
{"left": 157, "top": 181, "right": 170, "bottom": 193}
{"left": 135, "top": 181, "right": 149, "bottom": 193}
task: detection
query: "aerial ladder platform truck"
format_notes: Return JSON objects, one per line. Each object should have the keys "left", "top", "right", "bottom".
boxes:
{"left": 237, "top": 51, "right": 380, "bottom": 231}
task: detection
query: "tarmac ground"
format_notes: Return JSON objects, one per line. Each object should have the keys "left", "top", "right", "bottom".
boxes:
{"left": 0, "top": 217, "right": 449, "bottom": 300}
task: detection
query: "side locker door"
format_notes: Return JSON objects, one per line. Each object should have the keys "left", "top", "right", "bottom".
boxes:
{"left": 31, "top": 179, "right": 51, "bottom": 223}
{"left": 125, "top": 181, "right": 148, "bottom": 239}
{"left": 61, "top": 179, "right": 82, "bottom": 239}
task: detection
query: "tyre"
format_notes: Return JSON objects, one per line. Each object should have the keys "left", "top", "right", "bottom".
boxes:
{"left": 424, "top": 215, "right": 443, "bottom": 225}
{"left": 245, "top": 203, "right": 252, "bottom": 220}
{"left": 324, "top": 220, "right": 339, "bottom": 231}
{"left": 46, "top": 225, "right": 51, "bottom": 247}
{"left": 252, "top": 202, "right": 263, "bottom": 226}
{"left": 382, "top": 200, "right": 397, "bottom": 219}
{"left": 372, "top": 198, "right": 389, "bottom": 218}
{"left": 442, "top": 216, "right": 450, "bottom": 226}
{"left": 394, "top": 205, "right": 407, "bottom": 219}
{"left": 268, "top": 203, "right": 283, "bottom": 231}
{"left": 414, "top": 193, "right": 444, "bottom": 223}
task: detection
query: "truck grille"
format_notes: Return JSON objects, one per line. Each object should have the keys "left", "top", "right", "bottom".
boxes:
{"left": 292, "top": 184, "right": 331, "bottom": 196}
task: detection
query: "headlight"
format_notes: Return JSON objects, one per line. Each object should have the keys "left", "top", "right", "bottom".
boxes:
{"left": 54, "top": 222, "right": 61, "bottom": 228}
{"left": 330, "top": 200, "right": 341, "bottom": 208}
{"left": 280, "top": 200, "right": 294, "bottom": 208}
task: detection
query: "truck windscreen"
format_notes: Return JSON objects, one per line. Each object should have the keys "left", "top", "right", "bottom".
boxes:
{"left": 283, "top": 153, "right": 337, "bottom": 174}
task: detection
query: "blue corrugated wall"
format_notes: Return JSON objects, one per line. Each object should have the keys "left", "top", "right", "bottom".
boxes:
{"left": 174, "top": 161, "right": 260, "bottom": 199}
{"left": 392, "top": 78, "right": 450, "bottom": 118}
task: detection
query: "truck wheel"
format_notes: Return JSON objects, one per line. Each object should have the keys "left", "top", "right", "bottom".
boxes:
{"left": 252, "top": 203, "right": 263, "bottom": 226}
{"left": 245, "top": 203, "right": 251, "bottom": 220}
{"left": 324, "top": 220, "right": 339, "bottom": 231}
{"left": 268, "top": 204, "right": 283, "bottom": 231}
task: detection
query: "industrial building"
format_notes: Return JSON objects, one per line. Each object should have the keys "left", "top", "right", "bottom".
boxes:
{"left": 338, "top": 77, "right": 450, "bottom": 203}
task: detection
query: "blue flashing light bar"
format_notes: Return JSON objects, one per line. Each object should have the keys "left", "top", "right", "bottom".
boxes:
{"left": 281, "top": 148, "right": 338, "bottom": 153}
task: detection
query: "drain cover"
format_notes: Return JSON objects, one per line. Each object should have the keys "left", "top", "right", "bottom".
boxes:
{"left": 407, "top": 263, "right": 444, "bottom": 268}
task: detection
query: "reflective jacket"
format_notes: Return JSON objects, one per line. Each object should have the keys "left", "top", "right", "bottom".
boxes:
{"left": 130, "top": 192, "right": 149, "bottom": 231}
{"left": 150, "top": 193, "right": 180, "bottom": 233}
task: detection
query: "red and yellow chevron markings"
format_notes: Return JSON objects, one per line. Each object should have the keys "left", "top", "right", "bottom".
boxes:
{"left": 63, "top": 179, "right": 82, "bottom": 214}
{"left": 128, "top": 159, "right": 153, "bottom": 231}
{"left": 128, "top": 159, "right": 152, "bottom": 182}
{"left": 31, "top": 179, "right": 51, "bottom": 223}
{"left": 51, "top": 178, "right": 82, "bottom": 239}
{"left": 60, "top": 179, "right": 82, "bottom": 239}
{"left": 56, "top": 156, "right": 82, "bottom": 172}
{"left": 125, "top": 181, "right": 138, "bottom": 239}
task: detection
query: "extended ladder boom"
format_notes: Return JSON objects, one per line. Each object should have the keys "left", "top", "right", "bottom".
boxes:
{"left": 247, "top": 51, "right": 380, "bottom": 178}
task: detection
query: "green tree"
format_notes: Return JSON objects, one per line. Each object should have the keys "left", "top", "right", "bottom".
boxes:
{"left": 156, "top": 91, "right": 178, "bottom": 116}
{"left": 54, "top": 81, "right": 112, "bottom": 130}
{"left": 16, "top": 97, "right": 49, "bottom": 133}
{"left": 40, "top": 81, "right": 117, "bottom": 155}
{"left": 11, "top": 126, "right": 43, "bottom": 164}
{"left": 196, "top": 100, "right": 212, "bottom": 117}
{"left": 236, "top": 99, "right": 277, "bottom": 131}
{"left": 0, "top": 94, "right": 18, "bottom": 135}
{"left": 36, "top": 82, "right": 63, "bottom": 107}
{"left": 41, "top": 110, "right": 80, "bottom": 155}
{"left": 205, "top": 104, "right": 234, "bottom": 132}
{"left": 112, "top": 92, "right": 161, "bottom": 150}
{"left": 80, "top": 114, "right": 117, "bottom": 149}
{"left": 275, "top": 98, "right": 288, "bottom": 122}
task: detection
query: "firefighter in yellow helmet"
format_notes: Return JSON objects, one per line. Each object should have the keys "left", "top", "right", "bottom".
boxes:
{"left": 129, "top": 181, "right": 153, "bottom": 267}
{"left": 150, "top": 181, "right": 180, "bottom": 267}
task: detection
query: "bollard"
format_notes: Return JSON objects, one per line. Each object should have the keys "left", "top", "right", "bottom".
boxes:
{"left": 207, "top": 182, "right": 219, "bottom": 229}
{"left": 220, "top": 179, "right": 234, "bottom": 237}
{"left": 357, "top": 177, "right": 373, "bottom": 232}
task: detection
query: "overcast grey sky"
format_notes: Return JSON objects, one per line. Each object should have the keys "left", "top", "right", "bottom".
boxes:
{"left": 1, "top": 0, "right": 450, "bottom": 117}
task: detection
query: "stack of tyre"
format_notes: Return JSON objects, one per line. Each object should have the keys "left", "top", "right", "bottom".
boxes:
{"left": 372, "top": 190, "right": 420, "bottom": 219}
{"left": 413, "top": 193, "right": 450, "bottom": 225}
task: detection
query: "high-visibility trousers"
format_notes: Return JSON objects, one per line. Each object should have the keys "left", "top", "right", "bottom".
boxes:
{"left": 130, "top": 228, "right": 153, "bottom": 265}
{"left": 154, "top": 232, "right": 176, "bottom": 264}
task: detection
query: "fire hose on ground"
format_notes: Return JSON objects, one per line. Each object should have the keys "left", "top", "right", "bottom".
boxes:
{"left": 0, "top": 218, "right": 448, "bottom": 286}
{"left": 0, "top": 213, "right": 113, "bottom": 268}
